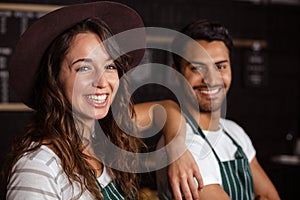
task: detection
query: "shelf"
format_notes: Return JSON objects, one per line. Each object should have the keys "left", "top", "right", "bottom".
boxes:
{"left": 0, "top": 3, "right": 61, "bottom": 12}
{"left": 0, "top": 103, "right": 32, "bottom": 111}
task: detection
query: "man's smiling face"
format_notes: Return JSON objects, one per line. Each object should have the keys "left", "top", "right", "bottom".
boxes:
{"left": 180, "top": 40, "right": 232, "bottom": 113}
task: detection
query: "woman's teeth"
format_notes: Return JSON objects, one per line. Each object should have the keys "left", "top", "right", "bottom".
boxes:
{"left": 87, "top": 94, "right": 107, "bottom": 103}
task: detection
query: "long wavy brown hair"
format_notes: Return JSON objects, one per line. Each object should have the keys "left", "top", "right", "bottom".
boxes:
{"left": 1, "top": 18, "right": 141, "bottom": 199}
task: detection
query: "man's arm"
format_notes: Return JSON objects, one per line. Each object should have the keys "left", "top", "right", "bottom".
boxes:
{"left": 195, "top": 155, "right": 281, "bottom": 200}
{"left": 198, "top": 184, "right": 231, "bottom": 200}
{"left": 134, "top": 100, "right": 203, "bottom": 200}
{"left": 250, "top": 157, "right": 281, "bottom": 200}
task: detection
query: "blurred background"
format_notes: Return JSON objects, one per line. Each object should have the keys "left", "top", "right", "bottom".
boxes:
{"left": 0, "top": 0, "right": 299, "bottom": 199}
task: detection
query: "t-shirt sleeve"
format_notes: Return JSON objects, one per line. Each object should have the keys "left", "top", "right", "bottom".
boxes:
{"left": 223, "top": 119, "right": 256, "bottom": 162}
{"left": 6, "top": 156, "right": 61, "bottom": 200}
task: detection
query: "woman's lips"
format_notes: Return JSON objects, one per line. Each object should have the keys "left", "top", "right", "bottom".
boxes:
{"left": 85, "top": 94, "right": 108, "bottom": 107}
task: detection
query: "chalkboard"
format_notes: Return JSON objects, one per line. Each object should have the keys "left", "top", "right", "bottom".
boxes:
{"left": 0, "top": 3, "right": 60, "bottom": 102}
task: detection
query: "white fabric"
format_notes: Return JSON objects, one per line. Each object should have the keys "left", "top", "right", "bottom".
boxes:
{"left": 156, "top": 118, "right": 256, "bottom": 199}
{"left": 96, "top": 164, "right": 112, "bottom": 188}
{"left": 7, "top": 145, "right": 111, "bottom": 200}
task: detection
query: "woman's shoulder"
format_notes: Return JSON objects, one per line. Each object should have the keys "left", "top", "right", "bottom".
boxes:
{"left": 14, "top": 144, "right": 62, "bottom": 176}
{"left": 7, "top": 145, "right": 80, "bottom": 199}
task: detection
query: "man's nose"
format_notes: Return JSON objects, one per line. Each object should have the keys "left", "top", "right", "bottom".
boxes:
{"left": 203, "top": 65, "right": 221, "bottom": 86}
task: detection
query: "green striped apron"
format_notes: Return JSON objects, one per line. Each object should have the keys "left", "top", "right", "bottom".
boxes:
{"left": 183, "top": 109, "right": 254, "bottom": 200}
{"left": 96, "top": 179, "right": 134, "bottom": 200}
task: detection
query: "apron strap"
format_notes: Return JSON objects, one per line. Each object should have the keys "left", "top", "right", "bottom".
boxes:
{"left": 222, "top": 129, "right": 248, "bottom": 160}
{"left": 182, "top": 107, "right": 222, "bottom": 163}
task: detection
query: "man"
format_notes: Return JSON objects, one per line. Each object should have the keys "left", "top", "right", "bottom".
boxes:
{"left": 156, "top": 19, "right": 280, "bottom": 200}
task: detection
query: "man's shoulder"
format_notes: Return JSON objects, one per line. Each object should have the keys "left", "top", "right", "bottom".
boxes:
{"left": 220, "top": 118, "right": 255, "bottom": 149}
{"left": 220, "top": 118, "right": 245, "bottom": 133}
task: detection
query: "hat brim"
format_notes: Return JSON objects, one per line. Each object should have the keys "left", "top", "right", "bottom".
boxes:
{"left": 9, "top": 1, "right": 145, "bottom": 109}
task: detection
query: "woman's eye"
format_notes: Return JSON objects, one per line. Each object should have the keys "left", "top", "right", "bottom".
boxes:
{"left": 75, "top": 65, "right": 91, "bottom": 72}
{"left": 192, "top": 65, "right": 205, "bottom": 72}
{"left": 105, "top": 64, "right": 117, "bottom": 70}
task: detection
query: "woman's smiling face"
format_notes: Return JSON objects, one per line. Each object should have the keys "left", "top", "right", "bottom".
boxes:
{"left": 59, "top": 32, "right": 119, "bottom": 120}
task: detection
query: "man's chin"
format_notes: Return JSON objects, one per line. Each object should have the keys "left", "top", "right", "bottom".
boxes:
{"left": 199, "top": 105, "right": 222, "bottom": 113}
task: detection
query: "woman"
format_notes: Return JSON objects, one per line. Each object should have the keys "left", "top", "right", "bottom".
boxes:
{"left": 2, "top": 2, "right": 145, "bottom": 199}
{"left": 1, "top": 2, "right": 204, "bottom": 200}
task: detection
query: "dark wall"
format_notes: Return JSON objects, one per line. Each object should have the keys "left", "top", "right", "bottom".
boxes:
{"left": 0, "top": 0, "right": 299, "bottom": 199}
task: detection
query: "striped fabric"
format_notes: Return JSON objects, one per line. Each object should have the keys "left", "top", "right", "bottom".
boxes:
{"left": 98, "top": 181, "right": 133, "bottom": 200}
{"left": 6, "top": 144, "right": 131, "bottom": 200}
{"left": 220, "top": 145, "right": 254, "bottom": 200}
{"left": 219, "top": 144, "right": 254, "bottom": 200}
{"left": 7, "top": 145, "right": 94, "bottom": 199}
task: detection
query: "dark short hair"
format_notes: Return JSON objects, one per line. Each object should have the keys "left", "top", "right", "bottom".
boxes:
{"left": 172, "top": 19, "right": 233, "bottom": 71}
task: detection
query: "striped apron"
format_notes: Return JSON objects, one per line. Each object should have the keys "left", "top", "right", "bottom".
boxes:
{"left": 183, "top": 109, "right": 254, "bottom": 200}
{"left": 96, "top": 179, "right": 134, "bottom": 200}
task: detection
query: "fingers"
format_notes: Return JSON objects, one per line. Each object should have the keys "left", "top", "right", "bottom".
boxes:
{"left": 169, "top": 176, "right": 182, "bottom": 200}
{"left": 187, "top": 176, "right": 199, "bottom": 200}
{"left": 181, "top": 175, "right": 195, "bottom": 200}
{"left": 169, "top": 173, "right": 200, "bottom": 200}
{"left": 167, "top": 150, "right": 203, "bottom": 200}
{"left": 193, "top": 168, "right": 204, "bottom": 191}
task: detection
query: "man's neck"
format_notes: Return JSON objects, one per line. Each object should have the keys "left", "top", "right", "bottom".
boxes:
{"left": 186, "top": 105, "right": 221, "bottom": 131}
{"left": 199, "top": 112, "right": 220, "bottom": 131}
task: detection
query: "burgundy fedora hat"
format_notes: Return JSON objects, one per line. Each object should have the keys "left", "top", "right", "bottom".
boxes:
{"left": 9, "top": 1, "right": 145, "bottom": 109}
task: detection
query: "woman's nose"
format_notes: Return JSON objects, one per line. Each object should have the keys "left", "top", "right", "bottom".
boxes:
{"left": 92, "top": 72, "right": 108, "bottom": 88}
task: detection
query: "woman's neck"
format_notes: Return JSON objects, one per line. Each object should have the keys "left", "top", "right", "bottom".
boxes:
{"left": 75, "top": 119, "right": 103, "bottom": 177}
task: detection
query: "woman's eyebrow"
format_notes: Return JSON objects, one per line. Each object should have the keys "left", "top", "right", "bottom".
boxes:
{"left": 71, "top": 58, "right": 93, "bottom": 66}
{"left": 189, "top": 61, "right": 206, "bottom": 66}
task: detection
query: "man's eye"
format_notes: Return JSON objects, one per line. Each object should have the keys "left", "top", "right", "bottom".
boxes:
{"left": 105, "top": 64, "right": 117, "bottom": 70}
{"left": 216, "top": 65, "right": 226, "bottom": 70}
{"left": 75, "top": 66, "right": 91, "bottom": 72}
